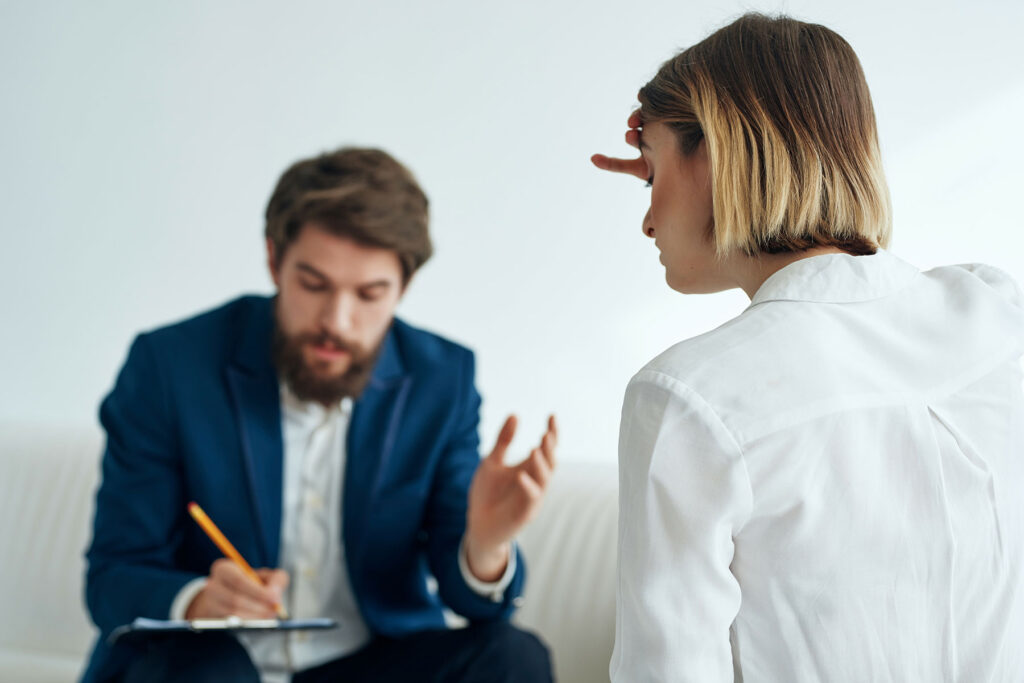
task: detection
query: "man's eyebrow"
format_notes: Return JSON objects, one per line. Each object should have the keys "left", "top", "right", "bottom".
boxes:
{"left": 295, "top": 263, "right": 395, "bottom": 290}
{"left": 296, "top": 262, "right": 328, "bottom": 279}
{"left": 358, "top": 281, "right": 393, "bottom": 290}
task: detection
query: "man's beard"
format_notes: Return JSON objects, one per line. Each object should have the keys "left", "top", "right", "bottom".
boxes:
{"left": 271, "top": 320, "right": 383, "bottom": 406}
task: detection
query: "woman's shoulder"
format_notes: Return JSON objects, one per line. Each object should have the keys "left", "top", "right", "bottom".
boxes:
{"left": 934, "top": 263, "right": 1023, "bottom": 310}
{"left": 631, "top": 261, "right": 1024, "bottom": 442}
{"left": 634, "top": 304, "right": 788, "bottom": 396}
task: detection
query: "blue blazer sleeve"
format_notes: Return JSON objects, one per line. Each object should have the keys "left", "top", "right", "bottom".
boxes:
{"left": 423, "top": 350, "right": 526, "bottom": 620}
{"left": 85, "top": 334, "right": 201, "bottom": 634}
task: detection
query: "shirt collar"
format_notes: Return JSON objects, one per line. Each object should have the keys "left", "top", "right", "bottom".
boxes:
{"left": 748, "top": 249, "right": 920, "bottom": 308}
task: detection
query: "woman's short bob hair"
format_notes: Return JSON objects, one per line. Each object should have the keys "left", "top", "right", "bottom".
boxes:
{"left": 639, "top": 13, "right": 891, "bottom": 257}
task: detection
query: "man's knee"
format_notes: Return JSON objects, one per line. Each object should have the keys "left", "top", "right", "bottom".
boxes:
{"left": 120, "top": 632, "right": 259, "bottom": 683}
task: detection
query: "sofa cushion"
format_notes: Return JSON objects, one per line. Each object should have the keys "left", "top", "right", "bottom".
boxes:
{"left": 515, "top": 461, "right": 618, "bottom": 683}
{"left": 0, "top": 421, "right": 103, "bottom": 682}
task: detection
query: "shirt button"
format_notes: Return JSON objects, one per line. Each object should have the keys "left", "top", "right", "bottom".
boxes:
{"left": 303, "top": 566, "right": 317, "bottom": 579}
{"left": 307, "top": 494, "right": 323, "bottom": 510}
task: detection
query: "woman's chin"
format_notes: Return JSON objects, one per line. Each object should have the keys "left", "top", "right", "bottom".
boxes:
{"left": 666, "top": 270, "right": 732, "bottom": 295}
{"left": 664, "top": 267, "right": 692, "bottom": 293}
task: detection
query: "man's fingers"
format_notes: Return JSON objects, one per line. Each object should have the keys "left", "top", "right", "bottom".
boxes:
{"left": 222, "top": 572, "right": 276, "bottom": 605}
{"left": 625, "top": 128, "right": 640, "bottom": 149}
{"left": 534, "top": 415, "right": 557, "bottom": 469}
{"left": 487, "top": 415, "right": 517, "bottom": 464}
{"left": 540, "top": 430, "right": 557, "bottom": 470}
{"left": 520, "top": 448, "right": 552, "bottom": 490}
{"left": 516, "top": 470, "right": 544, "bottom": 501}
{"left": 256, "top": 568, "right": 290, "bottom": 598}
{"left": 212, "top": 559, "right": 278, "bottom": 606}
{"left": 212, "top": 590, "right": 276, "bottom": 618}
{"left": 627, "top": 109, "right": 642, "bottom": 129}
{"left": 202, "top": 574, "right": 276, "bottom": 618}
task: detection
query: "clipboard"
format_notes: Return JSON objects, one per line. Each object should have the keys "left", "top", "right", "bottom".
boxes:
{"left": 108, "top": 616, "right": 338, "bottom": 645}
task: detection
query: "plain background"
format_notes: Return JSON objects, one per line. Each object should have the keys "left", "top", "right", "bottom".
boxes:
{"left": 2, "top": 0, "right": 1022, "bottom": 463}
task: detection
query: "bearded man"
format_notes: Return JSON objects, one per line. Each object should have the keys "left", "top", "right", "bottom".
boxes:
{"left": 82, "top": 148, "right": 556, "bottom": 683}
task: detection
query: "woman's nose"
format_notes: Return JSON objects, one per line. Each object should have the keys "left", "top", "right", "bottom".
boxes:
{"left": 641, "top": 209, "right": 655, "bottom": 238}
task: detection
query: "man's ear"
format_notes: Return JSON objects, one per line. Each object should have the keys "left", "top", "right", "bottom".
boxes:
{"left": 266, "top": 238, "right": 281, "bottom": 287}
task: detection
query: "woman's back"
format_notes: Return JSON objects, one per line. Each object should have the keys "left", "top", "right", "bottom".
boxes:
{"left": 615, "top": 250, "right": 1024, "bottom": 681}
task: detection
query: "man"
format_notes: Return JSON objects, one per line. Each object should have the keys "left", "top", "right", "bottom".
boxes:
{"left": 82, "top": 147, "right": 556, "bottom": 682}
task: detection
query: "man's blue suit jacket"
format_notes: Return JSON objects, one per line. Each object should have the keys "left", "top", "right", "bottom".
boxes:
{"left": 81, "top": 296, "right": 526, "bottom": 683}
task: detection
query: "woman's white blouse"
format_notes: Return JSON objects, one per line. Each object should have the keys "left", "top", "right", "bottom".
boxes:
{"left": 612, "top": 251, "right": 1024, "bottom": 682}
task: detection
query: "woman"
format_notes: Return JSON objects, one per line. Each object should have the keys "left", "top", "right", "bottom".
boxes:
{"left": 593, "top": 14, "right": 1024, "bottom": 682}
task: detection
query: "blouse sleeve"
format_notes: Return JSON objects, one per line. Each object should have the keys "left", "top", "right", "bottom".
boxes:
{"left": 611, "top": 369, "right": 752, "bottom": 682}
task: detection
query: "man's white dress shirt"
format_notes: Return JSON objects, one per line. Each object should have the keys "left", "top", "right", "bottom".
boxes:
{"left": 172, "top": 386, "right": 514, "bottom": 682}
{"left": 612, "top": 251, "right": 1024, "bottom": 682}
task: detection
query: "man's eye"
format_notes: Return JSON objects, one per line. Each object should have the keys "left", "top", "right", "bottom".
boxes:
{"left": 300, "top": 279, "right": 327, "bottom": 292}
{"left": 358, "top": 291, "right": 383, "bottom": 302}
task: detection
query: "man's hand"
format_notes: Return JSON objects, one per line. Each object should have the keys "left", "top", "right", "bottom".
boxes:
{"left": 465, "top": 415, "right": 558, "bottom": 582}
{"left": 185, "top": 558, "right": 289, "bottom": 619}
{"left": 590, "top": 109, "right": 649, "bottom": 180}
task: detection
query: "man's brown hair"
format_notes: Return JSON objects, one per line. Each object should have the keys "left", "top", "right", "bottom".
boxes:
{"left": 265, "top": 147, "right": 432, "bottom": 282}
{"left": 639, "top": 13, "right": 892, "bottom": 257}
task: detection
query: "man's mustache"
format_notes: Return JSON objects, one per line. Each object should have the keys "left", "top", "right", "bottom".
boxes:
{"left": 299, "top": 331, "right": 365, "bottom": 357}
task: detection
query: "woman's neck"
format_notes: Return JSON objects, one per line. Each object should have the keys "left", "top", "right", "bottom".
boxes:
{"left": 732, "top": 247, "right": 853, "bottom": 299}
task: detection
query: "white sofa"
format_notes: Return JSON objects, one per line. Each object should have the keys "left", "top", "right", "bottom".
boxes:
{"left": 0, "top": 421, "right": 618, "bottom": 683}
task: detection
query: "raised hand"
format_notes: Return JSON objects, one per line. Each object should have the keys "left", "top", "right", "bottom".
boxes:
{"left": 590, "top": 109, "right": 649, "bottom": 180}
{"left": 464, "top": 415, "right": 558, "bottom": 581}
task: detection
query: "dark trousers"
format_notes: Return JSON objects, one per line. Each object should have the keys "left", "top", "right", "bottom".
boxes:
{"left": 121, "top": 621, "right": 553, "bottom": 683}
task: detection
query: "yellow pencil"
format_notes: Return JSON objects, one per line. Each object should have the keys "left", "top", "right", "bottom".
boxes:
{"left": 187, "top": 501, "right": 289, "bottom": 619}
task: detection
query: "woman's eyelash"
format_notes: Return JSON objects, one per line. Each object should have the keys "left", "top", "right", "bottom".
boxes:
{"left": 645, "top": 176, "right": 654, "bottom": 188}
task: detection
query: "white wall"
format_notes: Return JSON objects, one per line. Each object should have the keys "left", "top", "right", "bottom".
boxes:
{"left": 2, "top": 0, "right": 1022, "bottom": 462}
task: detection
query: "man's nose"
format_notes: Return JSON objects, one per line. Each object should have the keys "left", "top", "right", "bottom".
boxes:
{"left": 641, "top": 208, "right": 654, "bottom": 238}
{"left": 319, "top": 292, "right": 355, "bottom": 335}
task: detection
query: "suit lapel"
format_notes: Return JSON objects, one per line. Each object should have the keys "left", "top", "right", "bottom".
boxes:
{"left": 344, "top": 326, "right": 411, "bottom": 565}
{"left": 225, "top": 297, "right": 283, "bottom": 567}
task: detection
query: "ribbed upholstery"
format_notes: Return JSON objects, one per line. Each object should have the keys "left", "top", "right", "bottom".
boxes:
{"left": 516, "top": 462, "right": 618, "bottom": 683}
{"left": 0, "top": 421, "right": 618, "bottom": 683}
{"left": 0, "top": 421, "right": 103, "bottom": 682}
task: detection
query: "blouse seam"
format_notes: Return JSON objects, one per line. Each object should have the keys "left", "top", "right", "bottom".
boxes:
{"left": 631, "top": 369, "right": 755, "bottom": 531}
